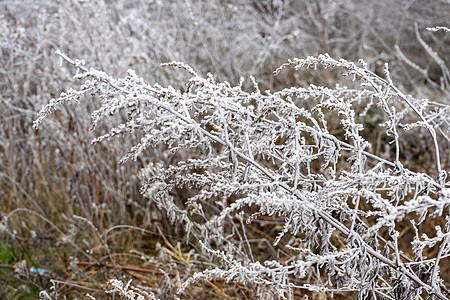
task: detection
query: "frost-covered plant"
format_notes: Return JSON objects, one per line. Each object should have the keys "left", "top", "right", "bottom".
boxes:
{"left": 103, "top": 279, "right": 157, "bottom": 300}
{"left": 34, "top": 46, "right": 449, "bottom": 299}
{"left": 1, "top": 0, "right": 448, "bottom": 298}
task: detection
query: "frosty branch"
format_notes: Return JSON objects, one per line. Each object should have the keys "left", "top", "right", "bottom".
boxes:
{"left": 34, "top": 51, "right": 450, "bottom": 299}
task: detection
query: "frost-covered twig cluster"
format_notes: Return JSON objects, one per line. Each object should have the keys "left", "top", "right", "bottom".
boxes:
{"left": 1, "top": 0, "right": 449, "bottom": 298}
{"left": 103, "top": 279, "right": 157, "bottom": 300}
{"left": 34, "top": 47, "right": 449, "bottom": 299}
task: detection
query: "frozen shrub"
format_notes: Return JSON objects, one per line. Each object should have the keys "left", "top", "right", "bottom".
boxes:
{"left": 34, "top": 48, "right": 449, "bottom": 299}
{"left": 1, "top": 0, "right": 449, "bottom": 298}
